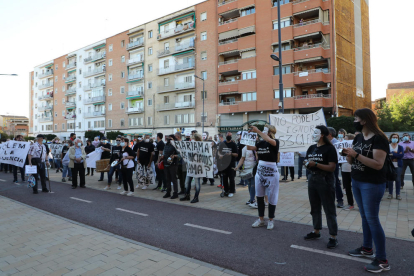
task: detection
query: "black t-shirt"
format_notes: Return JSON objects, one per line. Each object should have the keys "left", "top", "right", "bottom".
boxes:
{"left": 306, "top": 144, "right": 338, "bottom": 173}
{"left": 110, "top": 146, "right": 122, "bottom": 163}
{"left": 100, "top": 143, "right": 111, "bottom": 159}
{"left": 137, "top": 142, "right": 154, "bottom": 163}
{"left": 218, "top": 141, "right": 238, "bottom": 169}
{"left": 154, "top": 140, "right": 165, "bottom": 162}
{"left": 61, "top": 146, "right": 69, "bottom": 157}
{"left": 256, "top": 139, "right": 279, "bottom": 163}
{"left": 351, "top": 134, "right": 389, "bottom": 184}
{"left": 237, "top": 141, "right": 245, "bottom": 162}
{"left": 163, "top": 142, "right": 178, "bottom": 166}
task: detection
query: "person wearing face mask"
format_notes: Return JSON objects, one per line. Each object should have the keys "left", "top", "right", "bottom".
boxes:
{"left": 119, "top": 138, "right": 136, "bottom": 196}
{"left": 69, "top": 139, "right": 87, "bottom": 189}
{"left": 28, "top": 135, "right": 50, "bottom": 194}
{"left": 85, "top": 140, "right": 95, "bottom": 176}
{"left": 153, "top": 133, "right": 166, "bottom": 191}
{"left": 387, "top": 133, "right": 404, "bottom": 200}
{"left": 175, "top": 132, "right": 187, "bottom": 195}
{"left": 136, "top": 134, "right": 154, "bottom": 190}
{"left": 61, "top": 140, "right": 73, "bottom": 182}
{"left": 12, "top": 135, "right": 26, "bottom": 184}
{"left": 399, "top": 132, "right": 414, "bottom": 190}
{"left": 163, "top": 135, "right": 180, "bottom": 199}
{"left": 218, "top": 132, "right": 238, "bottom": 197}
{"left": 104, "top": 137, "right": 123, "bottom": 190}
{"left": 235, "top": 131, "right": 246, "bottom": 187}
{"left": 337, "top": 129, "right": 347, "bottom": 142}
{"left": 92, "top": 136, "right": 100, "bottom": 148}
{"left": 342, "top": 108, "right": 390, "bottom": 273}
{"left": 303, "top": 125, "right": 339, "bottom": 248}
{"left": 98, "top": 137, "right": 111, "bottom": 182}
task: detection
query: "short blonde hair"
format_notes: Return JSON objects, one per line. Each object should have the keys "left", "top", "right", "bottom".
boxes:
{"left": 265, "top": 124, "right": 276, "bottom": 139}
{"left": 194, "top": 133, "right": 202, "bottom": 141}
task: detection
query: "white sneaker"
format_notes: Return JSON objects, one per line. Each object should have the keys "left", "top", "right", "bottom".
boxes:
{"left": 142, "top": 186, "right": 147, "bottom": 190}
{"left": 126, "top": 192, "right": 134, "bottom": 196}
{"left": 135, "top": 184, "right": 141, "bottom": 189}
{"left": 249, "top": 202, "right": 258, "bottom": 208}
{"left": 228, "top": 193, "right": 234, "bottom": 198}
{"left": 120, "top": 191, "right": 127, "bottom": 195}
{"left": 252, "top": 219, "right": 265, "bottom": 228}
{"left": 117, "top": 185, "right": 122, "bottom": 190}
{"left": 104, "top": 186, "right": 111, "bottom": 190}
{"left": 265, "top": 202, "right": 268, "bottom": 208}
{"left": 267, "top": 220, "right": 274, "bottom": 230}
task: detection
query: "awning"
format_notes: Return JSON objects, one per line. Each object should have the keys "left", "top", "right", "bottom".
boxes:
{"left": 172, "top": 49, "right": 194, "bottom": 57}
{"left": 218, "top": 49, "right": 239, "bottom": 56}
{"left": 294, "top": 32, "right": 320, "bottom": 40}
{"left": 240, "top": 47, "right": 255, "bottom": 53}
{"left": 293, "top": 8, "right": 320, "bottom": 16}
{"left": 294, "top": 56, "right": 323, "bottom": 63}
{"left": 239, "top": 4, "right": 255, "bottom": 10}
{"left": 271, "top": 40, "right": 292, "bottom": 46}
{"left": 127, "top": 79, "right": 144, "bottom": 84}
{"left": 219, "top": 29, "right": 239, "bottom": 40}
{"left": 67, "top": 53, "right": 76, "bottom": 59}
{"left": 219, "top": 9, "right": 239, "bottom": 17}
{"left": 66, "top": 107, "right": 75, "bottom": 110}
{"left": 126, "top": 95, "right": 143, "bottom": 100}
{"left": 44, "top": 63, "right": 53, "bottom": 69}
{"left": 93, "top": 44, "right": 106, "bottom": 50}
{"left": 93, "top": 102, "right": 105, "bottom": 105}
{"left": 316, "top": 87, "right": 331, "bottom": 91}
{"left": 68, "top": 69, "right": 76, "bottom": 74}
{"left": 238, "top": 26, "right": 255, "bottom": 36}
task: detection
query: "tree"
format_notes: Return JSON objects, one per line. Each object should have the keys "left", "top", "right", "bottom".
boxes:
{"left": 25, "top": 136, "right": 36, "bottom": 141}
{"left": 85, "top": 130, "right": 103, "bottom": 141}
{"left": 378, "top": 92, "right": 414, "bottom": 132}
{"left": 106, "top": 131, "right": 125, "bottom": 140}
{"left": 326, "top": 116, "right": 355, "bottom": 134}
{"left": 0, "top": 130, "right": 8, "bottom": 141}
{"left": 45, "top": 134, "right": 57, "bottom": 141}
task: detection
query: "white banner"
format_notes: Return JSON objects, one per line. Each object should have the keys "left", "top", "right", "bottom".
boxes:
{"left": 279, "top": 152, "right": 295, "bottom": 167}
{"left": 333, "top": 140, "right": 353, "bottom": 163}
{"left": 0, "top": 141, "right": 31, "bottom": 168}
{"left": 49, "top": 144, "right": 64, "bottom": 159}
{"left": 240, "top": 131, "right": 257, "bottom": 146}
{"left": 269, "top": 108, "right": 326, "bottom": 152}
{"left": 173, "top": 141, "right": 213, "bottom": 178}
{"left": 86, "top": 148, "right": 102, "bottom": 169}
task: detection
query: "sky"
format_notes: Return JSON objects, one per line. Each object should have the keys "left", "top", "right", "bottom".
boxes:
{"left": 0, "top": 0, "right": 412, "bottom": 118}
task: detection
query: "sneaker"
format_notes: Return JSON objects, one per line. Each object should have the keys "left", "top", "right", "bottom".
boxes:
{"left": 327, "top": 238, "right": 338, "bottom": 249}
{"left": 68, "top": 177, "right": 72, "bottom": 181}
{"left": 365, "top": 259, "right": 390, "bottom": 273}
{"left": 249, "top": 202, "right": 258, "bottom": 208}
{"left": 265, "top": 202, "right": 268, "bottom": 208}
{"left": 120, "top": 191, "right": 127, "bottom": 195}
{"left": 246, "top": 200, "right": 254, "bottom": 205}
{"left": 136, "top": 184, "right": 141, "bottom": 189}
{"left": 171, "top": 193, "right": 178, "bottom": 199}
{"left": 267, "top": 220, "right": 274, "bottom": 230}
{"left": 348, "top": 246, "right": 375, "bottom": 258}
{"left": 126, "top": 192, "right": 134, "bottom": 196}
{"left": 304, "top": 231, "right": 321, "bottom": 240}
{"left": 337, "top": 202, "right": 344, "bottom": 208}
{"left": 117, "top": 185, "right": 122, "bottom": 190}
{"left": 228, "top": 193, "right": 234, "bottom": 198}
{"left": 217, "top": 184, "right": 223, "bottom": 188}
{"left": 14, "top": 180, "right": 19, "bottom": 184}
{"left": 387, "top": 194, "right": 392, "bottom": 199}
{"left": 343, "top": 205, "right": 354, "bottom": 211}
{"left": 397, "top": 195, "right": 402, "bottom": 200}
{"left": 252, "top": 219, "right": 265, "bottom": 228}
{"left": 42, "top": 188, "right": 49, "bottom": 193}
{"left": 142, "top": 186, "right": 147, "bottom": 190}
{"left": 62, "top": 178, "right": 66, "bottom": 182}
{"left": 104, "top": 186, "right": 111, "bottom": 190}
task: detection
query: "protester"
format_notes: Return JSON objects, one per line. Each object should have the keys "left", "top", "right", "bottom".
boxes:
{"left": 218, "top": 132, "right": 238, "bottom": 197}
{"left": 247, "top": 125, "right": 279, "bottom": 230}
{"left": 236, "top": 131, "right": 246, "bottom": 186}
{"left": 163, "top": 134, "right": 179, "bottom": 199}
{"left": 92, "top": 136, "right": 100, "bottom": 148}
{"left": 175, "top": 132, "right": 186, "bottom": 194}
{"left": 181, "top": 133, "right": 203, "bottom": 203}
{"left": 202, "top": 140, "right": 216, "bottom": 186}
{"left": 69, "top": 139, "right": 87, "bottom": 189}
{"left": 303, "top": 125, "right": 339, "bottom": 248}
{"left": 52, "top": 138, "right": 63, "bottom": 173}
{"left": 85, "top": 140, "right": 95, "bottom": 176}
{"left": 216, "top": 133, "right": 225, "bottom": 187}
{"left": 135, "top": 134, "right": 154, "bottom": 189}
{"left": 69, "top": 133, "right": 76, "bottom": 142}
{"left": 12, "top": 135, "right": 25, "bottom": 184}
{"left": 28, "top": 135, "right": 49, "bottom": 194}
{"left": 235, "top": 140, "right": 257, "bottom": 205}
{"left": 153, "top": 133, "right": 166, "bottom": 191}
{"left": 119, "top": 138, "right": 136, "bottom": 196}
{"left": 281, "top": 166, "right": 294, "bottom": 181}
{"left": 327, "top": 127, "right": 344, "bottom": 208}
{"left": 388, "top": 133, "right": 404, "bottom": 200}
{"left": 61, "top": 140, "right": 72, "bottom": 182}
{"left": 343, "top": 108, "right": 390, "bottom": 273}
{"left": 105, "top": 136, "right": 123, "bottom": 190}
{"left": 98, "top": 137, "right": 111, "bottom": 181}
{"left": 399, "top": 133, "right": 414, "bottom": 190}
{"left": 297, "top": 151, "right": 308, "bottom": 180}
{"left": 341, "top": 134, "right": 355, "bottom": 210}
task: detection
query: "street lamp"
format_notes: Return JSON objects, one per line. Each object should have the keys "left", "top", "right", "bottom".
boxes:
{"left": 271, "top": 0, "right": 284, "bottom": 114}
{"left": 194, "top": 74, "right": 205, "bottom": 134}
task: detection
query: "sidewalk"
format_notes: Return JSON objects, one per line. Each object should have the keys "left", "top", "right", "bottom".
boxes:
{"left": 0, "top": 197, "right": 244, "bottom": 276}
{"left": 49, "top": 171, "right": 414, "bottom": 241}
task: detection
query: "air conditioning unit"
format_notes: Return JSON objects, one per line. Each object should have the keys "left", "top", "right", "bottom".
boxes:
{"left": 196, "top": 122, "right": 201, "bottom": 127}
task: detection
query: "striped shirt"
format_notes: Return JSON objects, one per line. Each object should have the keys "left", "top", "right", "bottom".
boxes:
{"left": 28, "top": 142, "right": 47, "bottom": 161}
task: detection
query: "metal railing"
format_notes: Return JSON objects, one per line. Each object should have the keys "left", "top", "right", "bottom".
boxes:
{"left": 38, "top": 82, "right": 53, "bottom": 90}
{"left": 218, "top": 80, "right": 239, "bottom": 86}
{"left": 38, "top": 70, "right": 53, "bottom": 78}
{"left": 84, "top": 111, "right": 106, "bottom": 118}
{"left": 65, "top": 101, "right": 76, "bottom": 107}
{"left": 157, "top": 23, "right": 195, "bottom": 40}
{"left": 38, "top": 105, "right": 53, "bottom": 112}
{"left": 219, "top": 59, "right": 239, "bottom": 66}
{"left": 127, "top": 38, "right": 144, "bottom": 50}
{"left": 294, "top": 68, "right": 330, "bottom": 76}
{"left": 84, "top": 95, "right": 106, "bottom": 104}
{"left": 157, "top": 101, "right": 195, "bottom": 110}
{"left": 294, "top": 43, "right": 324, "bottom": 51}
{"left": 127, "top": 56, "right": 144, "bottom": 65}
{"left": 65, "top": 114, "right": 76, "bottom": 120}
{"left": 65, "top": 87, "right": 76, "bottom": 95}
{"left": 126, "top": 107, "right": 144, "bottom": 114}
{"left": 83, "top": 81, "right": 105, "bottom": 91}
{"left": 219, "top": 101, "right": 239, "bottom": 106}
{"left": 66, "top": 62, "right": 76, "bottom": 69}
{"left": 128, "top": 74, "right": 144, "bottom": 81}
{"left": 293, "top": 19, "right": 322, "bottom": 28}
{"left": 218, "top": 0, "right": 237, "bottom": 7}
{"left": 219, "top": 38, "right": 238, "bottom": 45}
{"left": 84, "top": 52, "right": 106, "bottom": 63}
{"left": 174, "top": 41, "right": 195, "bottom": 52}
{"left": 65, "top": 75, "right": 76, "bottom": 82}
{"left": 292, "top": 0, "right": 309, "bottom": 4}
{"left": 38, "top": 117, "right": 53, "bottom": 122}
{"left": 157, "top": 61, "right": 195, "bottom": 75}
{"left": 38, "top": 93, "right": 53, "bottom": 100}
{"left": 294, "top": 93, "right": 331, "bottom": 100}
{"left": 83, "top": 67, "right": 105, "bottom": 78}
{"left": 157, "top": 48, "right": 171, "bottom": 57}
{"left": 127, "top": 90, "right": 144, "bottom": 97}
{"left": 157, "top": 81, "right": 195, "bottom": 93}
{"left": 219, "top": 18, "right": 238, "bottom": 26}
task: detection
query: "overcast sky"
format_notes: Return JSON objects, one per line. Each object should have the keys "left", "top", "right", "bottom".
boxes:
{"left": 0, "top": 0, "right": 412, "bottom": 117}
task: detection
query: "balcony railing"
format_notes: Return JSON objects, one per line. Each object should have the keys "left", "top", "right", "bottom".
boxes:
{"left": 84, "top": 95, "right": 106, "bottom": 104}
{"left": 84, "top": 52, "right": 106, "bottom": 63}
{"left": 128, "top": 74, "right": 144, "bottom": 81}
{"left": 219, "top": 18, "right": 238, "bottom": 26}
{"left": 126, "top": 107, "right": 144, "bottom": 114}
{"left": 218, "top": 80, "right": 239, "bottom": 86}
{"left": 294, "top": 43, "right": 326, "bottom": 51}
{"left": 38, "top": 117, "right": 53, "bottom": 122}
{"left": 38, "top": 93, "right": 53, "bottom": 100}
{"left": 157, "top": 48, "right": 171, "bottom": 57}
{"left": 218, "top": 0, "right": 237, "bottom": 7}
{"left": 157, "top": 60, "right": 195, "bottom": 75}
{"left": 83, "top": 81, "right": 105, "bottom": 91}
{"left": 219, "top": 101, "right": 239, "bottom": 106}
{"left": 127, "top": 38, "right": 144, "bottom": 50}
{"left": 38, "top": 105, "right": 53, "bottom": 112}
{"left": 127, "top": 56, "right": 144, "bottom": 65}
{"left": 293, "top": 68, "right": 330, "bottom": 76}
{"left": 65, "top": 101, "right": 76, "bottom": 107}
{"left": 66, "top": 62, "right": 76, "bottom": 70}
{"left": 219, "top": 38, "right": 238, "bottom": 46}
{"left": 38, "top": 70, "right": 53, "bottom": 79}
{"left": 157, "top": 101, "right": 195, "bottom": 111}
{"left": 174, "top": 41, "right": 195, "bottom": 53}
{"left": 294, "top": 93, "right": 331, "bottom": 100}
{"left": 157, "top": 23, "right": 195, "bottom": 40}
{"left": 127, "top": 90, "right": 144, "bottom": 97}
{"left": 38, "top": 82, "right": 53, "bottom": 90}
{"left": 219, "top": 59, "right": 239, "bottom": 66}
{"left": 84, "top": 111, "right": 106, "bottom": 118}
{"left": 65, "top": 87, "right": 76, "bottom": 95}
{"left": 293, "top": 19, "right": 321, "bottom": 28}
{"left": 65, "top": 75, "right": 76, "bottom": 82}
{"left": 84, "top": 67, "right": 106, "bottom": 78}
{"left": 157, "top": 81, "right": 195, "bottom": 93}
{"left": 65, "top": 114, "right": 76, "bottom": 120}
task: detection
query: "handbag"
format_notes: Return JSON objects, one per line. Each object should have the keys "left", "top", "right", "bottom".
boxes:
{"left": 385, "top": 154, "right": 397, "bottom": 181}
{"left": 240, "top": 169, "right": 254, "bottom": 180}
{"left": 158, "top": 160, "right": 164, "bottom": 170}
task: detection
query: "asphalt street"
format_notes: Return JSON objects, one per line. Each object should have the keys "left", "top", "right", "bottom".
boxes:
{"left": 0, "top": 173, "right": 413, "bottom": 276}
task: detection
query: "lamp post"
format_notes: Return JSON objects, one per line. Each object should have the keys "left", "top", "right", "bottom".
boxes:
{"left": 194, "top": 74, "right": 205, "bottom": 134}
{"left": 270, "top": 0, "right": 284, "bottom": 114}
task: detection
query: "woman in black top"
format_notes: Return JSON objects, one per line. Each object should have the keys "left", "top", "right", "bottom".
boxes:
{"left": 303, "top": 125, "right": 339, "bottom": 249}
{"left": 343, "top": 108, "right": 390, "bottom": 273}
{"left": 119, "top": 138, "right": 136, "bottom": 196}
{"left": 163, "top": 135, "right": 180, "bottom": 199}
{"left": 247, "top": 124, "right": 279, "bottom": 230}
{"left": 85, "top": 140, "right": 95, "bottom": 176}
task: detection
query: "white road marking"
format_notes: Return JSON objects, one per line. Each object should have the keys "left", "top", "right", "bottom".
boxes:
{"left": 0, "top": 179, "right": 5, "bottom": 182}
{"left": 70, "top": 197, "right": 92, "bottom": 203}
{"left": 290, "top": 245, "right": 371, "bottom": 264}
{"left": 184, "top": 223, "right": 232, "bottom": 234}
{"left": 116, "top": 208, "right": 148, "bottom": 217}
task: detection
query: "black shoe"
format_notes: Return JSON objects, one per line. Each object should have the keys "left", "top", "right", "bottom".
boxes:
{"left": 348, "top": 246, "right": 375, "bottom": 258}
{"left": 68, "top": 177, "right": 72, "bottom": 181}
{"left": 210, "top": 183, "right": 214, "bottom": 186}
{"left": 327, "top": 238, "right": 338, "bottom": 249}
{"left": 180, "top": 194, "right": 191, "bottom": 201}
{"left": 304, "top": 231, "right": 321, "bottom": 240}
{"left": 298, "top": 177, "right": 301, "bottom": 179}
{"left": 42, "top": 188, "right": 49, "bottom": 193}
{"left": 178, "top": 191, "right": 185, "bottom": 195}
{"left": 236, "top": 183, "right": 244, "bottom": 186}
{"left": 85, "top": 173, "right": 90, "bottom": 176}
{"left": 171, "top": 193, "right": 178, "bottom": 199}
{"left": 337, "top": 202, "right": 344, "bottom": 208}
{"left": 291, "top": 178, "right": 294, "bottom": 181}
{"left": 98, "top": 179, "right": 104, "bottom": 181}
{"left": 191, "top": 197, "right": 199, "bottom": 203}
{"left": 163, "top": 193, "right": 171, "bottom": 198}
{"left": 224, "top": 192, "right": 229, "bottom": 197}
{"left": 202, "top": 182, "right": 207, "bottom": 185}
{"left": 246, "top": 200, "right": 255, "bottom": 205}
{"left": 33, "top": 190, "right": 38, "bottom": 194}
{"left": 282, "top": 177, "right": 287, "bottom": 181}
{"left": 91, "top": 174, "right": 94, "bottom": 176}
{"left": 153, "top": 187, "right": 160, "bottom": 190}
{"left": 72, "top": 186, "right": 77, "bottom": 189}
{"left": 365, "top": 259, "right": 390, "bottom": 273}
{"left": 56, "top": 170, "right": 59, "bottom": 173}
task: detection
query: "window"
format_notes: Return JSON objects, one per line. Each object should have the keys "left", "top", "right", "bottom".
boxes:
{"left": 273, "top": 65, "right": 291, "bottom": 75}
{"left": 201, "top": 32, "right": 207, "bottom": 41}
{"left": 175, "top": 114, "right": 181, "bottom": 124}
{"left": 62, "top": 99, "right": 65, "bottom": 104}
{"left": 164, "top": 78, "right": 169, "bottom": 86}
{"left": 201, "top": 12, "right": 207, "bottom": 21}
{"left": 79, "top": 55, "right": 82, "bottom": 61}
{"left": 201, "top": 51, "right": 207, "bottom": 60}
{"left": 273, "top": 0, "right": 291, "bottom": 7}
{"left": 147, "top": 117, "right": 152, "bottom": 126}
{"left": 273, "top": 42, "right": 291, "bottom": 52}
{"left": 184, "top": 94, "right": 192, "bottom": 102}
{"left": 121, "top": 102, "right": 125, "bottom": 109}
{"left": 63, "top": 62, "right": 66, "bottom": 68}
{"left": 78, "top": 95, "right": 82, "bottom": 101}
{"left": 55, "top": 112, "right": 57, "bottom": 117}
{"left": 241, "top": 7, "right": 255, "bottom": 17}
{"left": 121, "top": 56, "right": 125, "bottom": 63}
{"left": 78, "top": 108, "right": 81, "bottom": 114}
{"left": 42, "top": 125, "right": 44, "bottom": 131}
{"left": 273, "top": 18, "right": 291, "bottom": 30}
{"left": 201, "top": 71, "right": 207, "bottom": 80}
{"left": 242, "top": 70, "right": 256, "bottom": 80}
{"left": 62, "top": 86, "right": 65, "bottom": 92}
{"left": 109, "top": 59, "right": 113, "bottom": 66}
{"left": 55, "top": 76, "right": 58, "bottom": 82}
{"left": 109, "top": 74, "right": 112, "bottom": 81}
{"left": 55, "top": 65, "right": 58, "bottom": 70}
{"left": 164, "top": 60, "right": 169, "bottom": 68}
{"left": 121, "top": 119, "right": 125, "bottom": 127}
{"left": 147, "top": 99, "right": 152, "bottom": 106}
{"left": 164, "top": 115, "right": 170, "bottom": 125}
{"left": 121, "top": 40, "right": 125, "bottom": 47}
{"left": 35, "top": 72, "right": 37, "bottom": 77}
{"left": 108, "top": 119, "right": 112, "bottom": 127}
{"left": 55, "top": 100, "right": 57, "bottom": 105}
{"left": 164, "top": 96, "right": 169, "bottom": 104}
{"left": 148, "top": 82, "right": 152, "bottom": 89}
{"left": 148, "top": 64, "right": 153, "bottom": 72}
{"left": 62, "top": 123, "right": 65, "bottom": 130}
{"left": 108, "top": 103, "right": 112, "bottom": 111}
{"left": 109, "top": 44, "right": 113, "bottom": 52}
{"left": 120, "top": 87, "right": 125, "bottom": 94}
{"left": 164, "top": 42, "right": 170, "bottom": 51}
{"left": 35, "top": 126, "right": 37, "bottom": 131}
{"left": 78, "top": 122, "right": 81, "bottom": 129}
{"left": 35, "top": 114, "right": 37, "bottom": 119}
{"left": 148, "top": 30, "right": 153, "bottom": 38}
{"left": 121, "top": 71, "right": 125, "bottom": 78}
{"left": 62, "top": 111, "right": 65, "bottom": 116}
{"left": 138, "top": 118, "right": 143, "bottom": 126}
{"left": 242, "top": 92, "right": 257, "bottom": 101}
{"left": 148, "top": 47, "right": 153, "bottom": 55}
{"left": 79, "top": 82, "right": 82, "bottom": 88}
{"left": 274, "top": 89, "right": 293, "bottom": 98}
{"left": 88, "top": 122, "right": 91, "bottom": 128}
{"left": 108, "top": 89, "right": 113, "bottom": 96}
{"left": 201, "top": 91, "right": 207, "bottom": 99}
{"left": 55, "top": 88, "right": 58, "bottom": 93}
{"left": 79, "top": 69, "right": 82, "bottom": 75}
{"left": 183, "top": 114, "right": 189, "bottom": 123}
{"left": 184, "top": 76, "right": 193, "bottom": 83}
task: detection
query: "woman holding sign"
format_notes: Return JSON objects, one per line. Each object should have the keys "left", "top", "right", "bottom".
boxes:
{"left": 247, "top": 125, "right": 279, "bottom": 230}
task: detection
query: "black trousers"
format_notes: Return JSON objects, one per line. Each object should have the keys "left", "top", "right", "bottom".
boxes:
{"left": 202, "top": 177, "right": 214, "bottom": 184}
{"left": 71, "top": 163, "right": 86, "bottom": 187}
{"left": 282, "top": 167, "right": 294, "bottom": 179}
{"left": 155, "top": 166, "right": 166, "bottom": 188}
{"left": 341, "top": 171, "right": 354, "bottom": 206}
{"left": 1, "top": 163, "right": 11, "bottom": 172}
{"left": 87, "top": 167, "right": 94, "bottom": 175}
{"left": 222, "top": 166, "right": 235, "bottom": 193}
{"left": 177, "top": 164, "right": 186, "bottom": 192}
{"left": 401, "top": 159, "right": 414, "bottom": 187}
{"left": 13, "top": 165, "right": 25, "bottom": 181}
{"left": 165, "top": 165, "right": 178, "bottom": 195}
{"left": 121, "top": 168, "right": 134, "bottom": 192}
{"left": 33, "top": 162, "right": 47, "bottom": 192}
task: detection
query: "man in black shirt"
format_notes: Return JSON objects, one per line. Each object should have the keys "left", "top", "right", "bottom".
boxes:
{"left": 218, "top": 132, "right": 238, "bottom": 197}
{"left": 136, "top": 134, "right": 154, "bottom": 189}
{"left": 105, "top": 136, "right": 123, "bottom": 190}
{"left": 153, "top": 133, "right": 166, "bottom": 190}
{"left": 236, "top": 131, "right": 246, "bottom": 186}
{"left": 98, "top": 137, "right": 111, "bottom": 181}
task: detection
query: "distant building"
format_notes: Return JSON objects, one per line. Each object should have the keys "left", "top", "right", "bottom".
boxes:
{"left": 386, "top": 81, "right": 414, "bottom": 99}
{"left": 0, "top": 115, "right": 29, "bottom": 138}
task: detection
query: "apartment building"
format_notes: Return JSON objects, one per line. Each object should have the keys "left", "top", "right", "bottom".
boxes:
{"left": 0, "top": 115, "right": 29, "bottom": 137}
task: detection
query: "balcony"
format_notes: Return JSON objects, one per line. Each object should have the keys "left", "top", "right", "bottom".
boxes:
{"left": 218, "top": 59, "right": 239, "bottom": 74}
{"left": 127, "top": 38, "right": 144, "bottom": 50}
{"left": 84, "top": 111, "right": 106, "bottom": 118}
{"left": 218, "top": 38, "right": 238, "bottom": 54}
{"left": 38, "top": 70, "right": 53, "bottom": 79}
{"left": 127, "top": 73, "right": 144, "bottom": 82}
{"left": 65, "top": 87, "right": 76, "bottom": 96}
{"left": 157, "top": 81, "right": 195, "bottom": 93}
{"left": 38, "top": 93, "right": 53, "bottom": 100}
{"left": 84, "top": 67, "right": 106, "bottom": 78}
{"left": 218, "top": 0, "right": 238, "bottom": 14}
{"left": 84, "top": 52, "right": 106, "bottom": 64}
{"left": 272, "top": 93, "right": 333, "bottom": 109}
{"left": 157, "top": 42, "right": 196, "bottom": 58}
{"left": 127, "top": 56, "right": 144, "bottom": 66}
{"left": 218, "top": 80, "right": 239, "bottom": 94}
{"left": 293, "top": 0, "right": 331, "bottom": 14}
{"left": 218, "top": 100, "right": 257, "bottom": 114}
{"left": 127, "top": 90, "right": 144, "bottom": 98}
{"left": 38, "top": 82, "right": 53, "bottom": 90}
{"left": 65, "top": 114, "right": 76, "bottom": 120}
{"left": 38, "top": 105, "right": 53, "bottom": 112}
{"left": 157, "top": 101, "right": 195, "bottom": 111}
{"left": 157, "top": 22, "right": 195, "bottom": 40}
{"left": 65, "top": 101, "right": 76, "bottom": 108}
{"left": 126, "top": 107, "right": 144, "bottom": 114}
{"left": 66, "top": 62, "right": 76, "bottom": 70}
{"left": 83, "top": 81, "right": 105, "bottom": 91}
{"left": 38, "top": 117, "right": 53, "bottom": 123}
{"left": 65, "top": 75, "right": 76, "bottom": 83}
{"left": 84, "top": 95, "right": 106, "bottom": 105}
{"left": 293, "top": 19, "right": 329, "bottom": 38}
{"left": 293, "top": 43, "right": 330, "bottom": 61}
{"left": 157, "top": 60, "right": 195, "bottom": 75}
{"left": 293, "top": 69, "right": 331, "bottom": 85}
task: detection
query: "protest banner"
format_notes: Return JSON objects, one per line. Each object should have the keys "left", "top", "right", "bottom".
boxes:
{"left": 240, "top": 131, "right": 257, "bottom": 146}
{"left": 279, "top": 152, "right": 295, "bottom": 167}
{"left": 0, "top": 141, "right": 31, "bottom": 168}
{"left": 269, "top": 108, "right": 326, "bottom": 152}
{"left": 25, "top": 165, "right": 37, "bottom": 174}
{"left": 173, "top": 141, "right": 213, "bottom": 178}
{"left": 49, "top": 144, "right": 64, "bottom": 158}
{"left": 333, "top": 140, "right": 353, "bottom": 163}
{"left": 86, "top": 148, "right": 103, "bottom": 169}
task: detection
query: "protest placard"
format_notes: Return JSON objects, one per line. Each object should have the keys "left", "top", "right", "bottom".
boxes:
{"left": 86, "top": 148, "right": 103, "bottom": 169}
{"left": 25, "top": 165, "right": 37, "bottom": 174}
{"left": 279, "top": 152, "right": 295, "bottom": 167}
{"left": 49, "top": 144, "right": 64, "bottom": 159}
{"left": 0, "top": 141, "right": 31, "bottom": 168}
{"left": 173, "top": 141, "right": 213, "bottom": 178}
{"left": 333, "top": 140, "right": 353, "bottom": 163}
{"left": 269, "top": 108, "right": 326, "bottom": 152}
{"left": 240, "top": 131, "right": 257, "bottom": 146}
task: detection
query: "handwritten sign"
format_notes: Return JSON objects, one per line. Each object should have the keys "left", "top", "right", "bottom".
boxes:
{"left": 0, "top": 141, "right": 31, "bottom": 168}
{"left": 269, "top": 108, "right": 326, "bottom": 152}
{"left": 174, "top": 141, "right": 213, "bottom": 178}
{"left": 25, "top": 165, "right": 37, "bottom": 174}
{"left": 240, "top": 131, "right": 257, "bottom": 146}
{"left": 279, "top": 152, "right": 295, "bottom": 167}
{"left": 333, "top": 140, "right": 353, "bottom": 163}
{"left": 49, "top": 144, "right": 64, "bottom": 159}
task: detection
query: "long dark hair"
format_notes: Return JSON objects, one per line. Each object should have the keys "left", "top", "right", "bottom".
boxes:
{"left": 316, "top": 125, "right": 332, "bottom": 146}
{"left": 354, "top": 108, "right": 387, "bottom": 140}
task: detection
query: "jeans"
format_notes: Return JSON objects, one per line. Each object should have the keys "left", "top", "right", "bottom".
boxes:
{"left": 401, "top": 159, "right": 414, "bottom": 187}
{"left": 165, "top": 165, "right": 178, "bottom": 195}
{"left": 245, "top": 177, "right": 255, "bottom": 203}
{"left": 62, "top": 165, "right": 72, "bottom": 178}
{"left": 185, "top": 176, "right": 201, "bottom": 198}
{"left": 334, "top": 164, "right": 344, "bottom": 203}
{"left": 13, "top": 165, "right": 25, "bottom": 182}
{"left": 121, "top": 168, "right": 134, "bottom": 192}
{"left": 54, "top": 159, "right": 61, "bottom": 170}
{"left": 341, "top": 171, "right": 354, "bottom": 206}
{"left": 71, "top": 163, "right": 85, "bottom": 187}
{"left": 100, "top": 171, "right": 109, "bottom": 180}
{"left": 352, "top": 179, "right": 386, "bottom": 260}
{"left": 222, "top": 166, "right": 235, "bottom": 194}
{"left": 308, "top": 173, "right": 338, "bottom": 236}
{"left": 108, "top": 165, "right": 122, "bottom": 185}
{"left": 388, "top": 166, "right": 402, "bottom": 196}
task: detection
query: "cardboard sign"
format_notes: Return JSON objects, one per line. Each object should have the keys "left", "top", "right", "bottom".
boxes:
{"left": 25, "top": 165, "right": 37, "bottom": 174}
{"left": 49, "top": 144, "right": 64, "bottom": 159}
{"left": 240, "top": 131, "right": 257, "bottom": 146}
{"left": 279, "top": 152, "right": 295, "bottom": 167}
{"left": 0, "top": 141, "right": 31, "bottom": 168}
{"left": 333, "top": 140, "right": 353, "bottom": 163}
{"left": 173, "top": 141, "right": 213, "bottom": 178}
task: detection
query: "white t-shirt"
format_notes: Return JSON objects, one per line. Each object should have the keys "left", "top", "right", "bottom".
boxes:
{"left": 242, "top": 147, "right": 256, "bottom": 169}
{"left": 123, "top": 152, "right": 134, "bottom": 169}
{"left": 341, "top": 162, "right": 352, "bottom": 173}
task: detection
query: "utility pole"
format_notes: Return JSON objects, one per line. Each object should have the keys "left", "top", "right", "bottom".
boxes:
{"left": 194, "top": 75, "right": 205, "bottom": 133}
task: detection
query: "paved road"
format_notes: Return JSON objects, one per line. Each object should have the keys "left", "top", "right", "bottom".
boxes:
{"left": 0, "top": 174, "right": 413, "bottom": 276}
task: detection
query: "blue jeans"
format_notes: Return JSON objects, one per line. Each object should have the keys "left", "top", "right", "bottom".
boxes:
{"left": 334, "top": 164, "right": 343, "bottom": 203}
{"left": 54, "top": 159, "right": 62, "bottom": 170}
{"left": 62, "top": 165, "right": 72, "bottom": 178}
{"left": 245, "top": 177, "right": 255, "bottom": 202}
{"left": 388, "top": 166, "right": 402, "bottom": 196}
{"left": 185, "top": 176, "right": 201, "bottom": 197}
{"left": 108, "top": 165, "right": 122, "bottom": 185}
{"left": 352, "top": 179, "right": 387, "bottom": 260}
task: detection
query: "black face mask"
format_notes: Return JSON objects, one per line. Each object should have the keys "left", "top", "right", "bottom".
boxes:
{"left": 226, "top": 136, "right": 232, "bottom": 141}
{"left": 353, "top": 121, "right": 364, "bottom": 132}
{"left": 186, "top": 138, "right": 190, "bottom": 141}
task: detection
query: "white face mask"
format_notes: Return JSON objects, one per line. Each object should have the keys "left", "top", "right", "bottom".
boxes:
{"left": 312, "top": 129, "right": 322, "bottom": 143}
{"left": 145, "top": 139, "right": 149, "bottom": 143}
{"left": 262, "top": 127, "right": 269, "bottom": 135}
{"left": 77, "top": 143, "right": 82, "bottom": 147}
